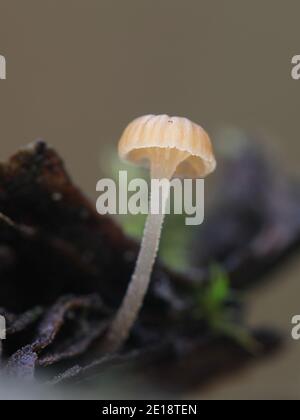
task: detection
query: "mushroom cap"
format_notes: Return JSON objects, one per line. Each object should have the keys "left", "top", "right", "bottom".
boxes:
{"left": 118, "top": 114, "right": 216, "bottom": 178}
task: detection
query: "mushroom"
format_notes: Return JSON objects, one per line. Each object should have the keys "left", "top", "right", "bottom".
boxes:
{"left": 103, "top": 114, "right": 216, "bottom": 353}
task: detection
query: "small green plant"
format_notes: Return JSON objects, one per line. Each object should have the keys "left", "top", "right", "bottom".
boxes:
{"left": 195, "top": 264, "right": 260, "bottom": 353}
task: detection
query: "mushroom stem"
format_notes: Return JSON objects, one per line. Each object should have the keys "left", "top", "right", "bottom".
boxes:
{"left": 102, "top": 150, "right": 188, "bottom": 353}
{"left": 103, "top": 199, "right": 166, "bottom": 353}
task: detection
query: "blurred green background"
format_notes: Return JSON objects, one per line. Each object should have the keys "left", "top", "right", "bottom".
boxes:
{"left": 1, "top": 0, "right": 300, "bottom": 399}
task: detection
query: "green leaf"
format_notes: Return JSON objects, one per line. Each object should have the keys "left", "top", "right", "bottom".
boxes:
{"left": 197, "top": 264, "right": 230, "bottom": 321}
{"left": 194, "top": 265, "right": 259, "bottom": 353}
{"left": 206, "top": 264, "right": 230, "bottom": 308}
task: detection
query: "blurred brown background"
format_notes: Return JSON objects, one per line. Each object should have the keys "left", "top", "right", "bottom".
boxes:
{"left": 0, "top": 0, "right": 300, "bottom": 399}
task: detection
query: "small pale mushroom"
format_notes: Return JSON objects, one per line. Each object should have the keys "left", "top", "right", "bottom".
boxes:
{"left": 103, "top": 114, "right": 216, "bottom": 353}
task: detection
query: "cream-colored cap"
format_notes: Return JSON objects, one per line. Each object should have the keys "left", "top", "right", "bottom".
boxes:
{"left": 118, "top": 114, "right": 216, "bottom": 178}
